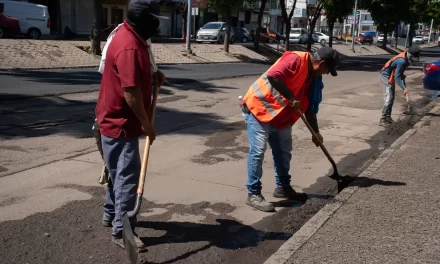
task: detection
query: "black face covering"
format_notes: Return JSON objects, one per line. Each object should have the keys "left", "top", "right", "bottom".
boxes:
{"left": 126, "top": 5, "right": 160, "bottom": 40}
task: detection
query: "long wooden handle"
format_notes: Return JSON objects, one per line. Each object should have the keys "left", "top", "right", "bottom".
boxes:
{"left": 136, "top": 84, "right": 160, "bottom": 195}
{"left": 294, "top": 108, "right": 337, "bottom": 167}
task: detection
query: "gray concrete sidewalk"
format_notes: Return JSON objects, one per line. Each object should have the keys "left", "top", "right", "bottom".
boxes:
{"left": 265, "top": 101, "right": 440, "bottom": 264}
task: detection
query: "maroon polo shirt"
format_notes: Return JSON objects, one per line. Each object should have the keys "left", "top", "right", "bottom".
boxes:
{"left": 96, "top": 21, "right": 152, "bottom": 138}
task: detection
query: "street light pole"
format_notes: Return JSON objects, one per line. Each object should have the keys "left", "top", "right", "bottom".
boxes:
{"left": 186, "top": 0, "right": 192, "bottom": 52}
{"left": 351, "top": 0, "right": 358, "bottom": 51}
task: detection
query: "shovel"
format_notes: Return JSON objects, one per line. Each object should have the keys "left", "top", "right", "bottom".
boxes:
{"left": 122, "top": 84, "right": 160, "bottom": 264}
{"left": 294, "top": 108, "right": 354, "bottom": 192}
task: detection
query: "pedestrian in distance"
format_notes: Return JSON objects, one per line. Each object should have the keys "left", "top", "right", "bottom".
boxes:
{"left": 95, "top": 0, "right": 167, "bottom": 251}
{"left": 240, "top": 46, "right": 340, "bottom": 212}
{"left": 379, "top": 46, "right": 421, "bottom": 127}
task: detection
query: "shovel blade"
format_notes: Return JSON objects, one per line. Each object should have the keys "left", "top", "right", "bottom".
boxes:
{"left": 122, "top": 213, "right": 138, "bottom": 264}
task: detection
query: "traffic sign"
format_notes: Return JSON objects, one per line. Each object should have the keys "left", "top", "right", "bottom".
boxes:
{"left": 192, "top": 0, "right": 207, "bottom": 8}
{"left": 353, "top": 10, "right": 360, "bottom": 15}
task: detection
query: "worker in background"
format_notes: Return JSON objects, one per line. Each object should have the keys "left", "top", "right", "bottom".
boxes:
{"left": 379, "top": 47, "right": 421, "bottom": 127}
{"left": 241, "top": 46, "right": 340, "bottom": 212}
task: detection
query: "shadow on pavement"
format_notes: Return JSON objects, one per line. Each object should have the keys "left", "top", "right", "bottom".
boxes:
{"left": 0, "top": 69, "right": 102, "bottom": 86}
{"left": 137, "top": 219, "right": 290, "bottom": 264}
{"left": 0, "top": 92, "right": 228, "bottom": 139}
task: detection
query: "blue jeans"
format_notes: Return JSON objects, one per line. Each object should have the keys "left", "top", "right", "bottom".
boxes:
{"left": 101, "top": 134, "right": 140, "bottom": 237}
{"left": 244, "top": 111, "right": 293, "bottom": 194}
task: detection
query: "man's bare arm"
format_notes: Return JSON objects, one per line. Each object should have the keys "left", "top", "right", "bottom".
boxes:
{"left": 124, "top": 87, "right": 156, "bottom": 142}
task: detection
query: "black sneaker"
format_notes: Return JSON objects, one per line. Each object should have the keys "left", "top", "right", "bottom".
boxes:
{"left": 102, "top": 218, "right": 113, "bottom": 227}
{"left": 379, "top": 118, "right": 392, "bottom": 127}
{"left": 273, "top": 187, "right": 308, "bottom": 203}
{"left": 246, "top": 194, "right": 275, "bottom": 212}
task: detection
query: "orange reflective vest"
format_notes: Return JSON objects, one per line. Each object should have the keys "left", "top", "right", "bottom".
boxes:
{"left": 381, "top": 52, "right": 407, "bottom": 85}
{"left": 243, "top": 51, "right": 310, "bottom": 124}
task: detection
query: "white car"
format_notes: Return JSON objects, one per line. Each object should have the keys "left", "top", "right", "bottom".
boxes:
{"left": 413, "top": 35, "right": 425, "bottom": 44}
{"left": 289, "top": 28, "right": 308, "bottom": 44}
{"left": 422, "top": 34, "right": 429, "bottom": 42}
{"left": 377, "top": 34, "right": 392, "bottom": 44}
{"left": 196, "top": 22, "right": 234, "bottom": 44}
{"left": 313, "top": 32, "right": 330, "bottom": 45}
{"left": 0, "top": 0, "right": 50, "bottom": 39}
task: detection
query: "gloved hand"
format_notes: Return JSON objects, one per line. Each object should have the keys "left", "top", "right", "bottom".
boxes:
{"left": 312, "top": 132, "right": 323, "bottom": 147}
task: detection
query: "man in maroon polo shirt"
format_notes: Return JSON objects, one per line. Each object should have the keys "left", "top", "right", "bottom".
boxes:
{"left": 95, "top": 0, "right": 168, "bottom": 250}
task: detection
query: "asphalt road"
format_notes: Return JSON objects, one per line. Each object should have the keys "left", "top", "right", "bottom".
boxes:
{"left": 0, "top": 63, "right": 271, "bottom": 98}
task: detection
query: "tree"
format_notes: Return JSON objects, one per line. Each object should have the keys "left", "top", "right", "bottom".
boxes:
{"left": 324, "top": 0, "right": 354, "bottom": 47}
{"left": 209, "top": 0, "right": 256, "bottom": 53}
{"left": 90, "top": 0, "right": 102, "bottom": 55}
{"left": 306, "top": 0, "right": 326, "bottom": 51}
{"left": 254, "top": 0, "right": 268, "bottom": 52}
{"left": 175, "top": 2, "right": 188, "bottom": 39}
{"left": 279, "top": 0, "right": 297, "bottom": 51}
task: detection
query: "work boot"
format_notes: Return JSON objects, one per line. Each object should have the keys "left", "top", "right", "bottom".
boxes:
{"left": 379, "top": 118, "right": 392, "bottom": 127}
{"left": 246, "top": 194, "right": 275, "bottom": 212}
{"left": 385, "top": 117, "right": 394, "bottom": 123}
{"left": 273, "top": 187, "right": 308, "bottom": 203}
{"left": 133, "top": 232, "right": 147, "bottom": 251}
{"left": 111, "top": 233, "right": 146, "bottom": 251}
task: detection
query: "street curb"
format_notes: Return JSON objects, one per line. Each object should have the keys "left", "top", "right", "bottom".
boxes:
{"left": 263, "top": 100, "right": 440, "bottom": 264}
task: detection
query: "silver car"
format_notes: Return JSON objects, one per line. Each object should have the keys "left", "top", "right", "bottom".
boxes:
{"left": 196, "top": 22, "right": 234, "bottom": 44}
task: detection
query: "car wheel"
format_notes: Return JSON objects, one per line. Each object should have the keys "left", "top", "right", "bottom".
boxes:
{"left": 0, "top": 28, "right": 3, "bottom": 39}
{"left": 241, "top": 36, "right": 248, "bottom": 43}
{"left": 27, "top": 28, "right": 41, "bottom": 39}
{"left": 230, "top": 37, "right": 234, "bottom": 44}
{"left": 320, "top": 39, "right": 326, "bottom": 45}
{"left": 218, "top": 36, "right": 223, "bottom": 44}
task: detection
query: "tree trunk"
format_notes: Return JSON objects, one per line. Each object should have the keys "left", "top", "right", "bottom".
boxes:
{"left": 408, "top": 22, "right": 413, "bottom": 47}
{"left": 254, "top": 0, "right": 267, "bottom": 52}
{"left": 307, "top": 17, "right": 318, "bottom": 51}
{"left": 329, "top": 21, "right": 334, "bottom": 47}
{"left": 223, "top": 11, "right": 232, "bottom": 53}
{"left": 182, "top": 14, "right": 187, "bottom": 39}
{"left": 394, "top": 23, "right": 398, "bottom": 49}
{"left": 285, "top": 24, "right": 291, "bottom": 51}
{"left": 382, "top": 26, "right": 388, "bottom": 50}
{"left": 90, "top": 0, "right": 102, "bottom": 55}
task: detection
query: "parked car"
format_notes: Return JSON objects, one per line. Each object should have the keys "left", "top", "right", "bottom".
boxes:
{"left": 0, "top": 0, "right": 50, "bottom": 39}
{"left": 312, "top": 32, "right": 330, "bottom": 45}
{"left": 0, "top": 12, "right": 20, "bottom": 38}
{"left": 423, "top": 61, "right": 440, "bottom": 91}
{"left": 289, "top": 28, "right": 308, "bottom": 44}
{"left": 438, "top": 36, "right": 440, "bottom": 46}
{"left": 413, "top": 35, "right": 425, "bottom": 44}
{"left": 363, "top": 31, "right": 377, "bottom": 37}
{"left": 232, "top": 27, "right": 251, "bottom": 43}
{"left": 196, "top": 22, "right": 234, "bottom": 44}
{"left": 355, "top": 33, "right": 374, "bottom": 44}
{"left": 377, "top": 34, "right": 392, "bottom": 44}
{"left": 422, "top": 33, "right": 429, "bottom": 42}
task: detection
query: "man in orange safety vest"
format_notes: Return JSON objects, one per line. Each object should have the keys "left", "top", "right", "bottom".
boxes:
{"left": 241, "top": 46, "right": 340, "bottom": 212}
{"left": 379, "top": 46, "right": 421, "bottom": 126}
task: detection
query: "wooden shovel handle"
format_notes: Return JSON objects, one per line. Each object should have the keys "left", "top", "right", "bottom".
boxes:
{"left": 136, "top": 84, "right": 160, "bottom": 195}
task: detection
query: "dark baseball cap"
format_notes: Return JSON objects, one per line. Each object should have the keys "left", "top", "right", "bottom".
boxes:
{"left": 128, "top": 0, "right": 169, "bottom": 19}
{"left": 316, "top": 46, "right": 340, "bottom": 76}
{"left": 408, "top": 46, "right": 421, "bottom": 58}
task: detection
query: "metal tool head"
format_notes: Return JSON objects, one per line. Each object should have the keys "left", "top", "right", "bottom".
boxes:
{"left": 122, "top": 213, "right": 138, "bottom": 264}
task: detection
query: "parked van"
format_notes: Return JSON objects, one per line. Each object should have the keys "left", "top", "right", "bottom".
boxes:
{"left": 0, "top": 0, "right": 50, "bottom": 39}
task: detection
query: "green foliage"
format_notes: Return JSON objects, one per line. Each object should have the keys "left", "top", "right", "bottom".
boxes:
{"left": 324, "top": 0, "right": 354, "bottom": 24}
{"left": 208, "top": 0, "right": 256, "bottom": 14}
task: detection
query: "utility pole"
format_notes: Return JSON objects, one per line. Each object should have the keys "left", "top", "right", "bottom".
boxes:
{"left": 186, "top": 0, "right": 192, "bottom": 52}
{"left": 429, "top": 18, "right": 434, "bottom": 43}
{"left": 351, "top": 0, "right": 358, "bottom": 51}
